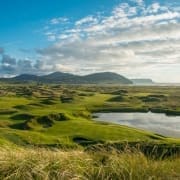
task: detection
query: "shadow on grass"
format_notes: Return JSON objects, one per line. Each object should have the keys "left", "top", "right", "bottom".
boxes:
{"left": 10, "top": 113, "right": 70, "bottom": 130}
{"left": 13, "top": 105, "right": 29, "bottom": 110}
{"left": 0, "top": 109, "right": 17, "bottom": 115}
{"left": 85, "top": 142, "right": 180, "bottom": 159}
{"left": 40, "top": 99, "right": 56, "bottom": 105}
{"left": 73, "top": 136, "right": 104, "bottom": 146}
{"left": 11, "top": 113, "right": 34, "bottom": 121}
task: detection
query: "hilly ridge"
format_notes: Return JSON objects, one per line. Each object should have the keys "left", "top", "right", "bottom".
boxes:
{"left": 0, "top": 72, "right": 133, "bottom": 84}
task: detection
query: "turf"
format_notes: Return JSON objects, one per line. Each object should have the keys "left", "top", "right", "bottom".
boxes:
{"left": 0, "top": 84, "right": 179, "bottom": 147}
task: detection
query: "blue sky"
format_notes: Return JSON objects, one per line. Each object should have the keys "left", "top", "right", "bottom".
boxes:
{"left": 0, "top": 0, "right": 119, "bottom": 55}
{"left": 0, "top": 0, "right": 180, "bottom": 82}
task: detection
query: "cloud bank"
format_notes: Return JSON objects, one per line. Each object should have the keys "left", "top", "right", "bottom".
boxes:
{"left": 1, "top": 0, "right": 180, "bottom": 82}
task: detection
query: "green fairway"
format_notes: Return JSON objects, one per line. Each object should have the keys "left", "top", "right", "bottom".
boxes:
{"left": 0, "top": 84, "right": 180, "bottom": 147}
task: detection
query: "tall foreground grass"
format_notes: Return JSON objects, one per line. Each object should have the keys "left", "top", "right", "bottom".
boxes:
{"left": 0, "top": 147, "right": 179, "bottom": 180}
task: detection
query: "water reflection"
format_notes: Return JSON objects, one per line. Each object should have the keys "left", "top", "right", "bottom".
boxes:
{"left": 93, "top": 112, "right": 180, "bottom": 138}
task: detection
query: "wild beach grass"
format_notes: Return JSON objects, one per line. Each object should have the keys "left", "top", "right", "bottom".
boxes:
{"left": 0, "top": 147, "right": 179, "bottom": 180}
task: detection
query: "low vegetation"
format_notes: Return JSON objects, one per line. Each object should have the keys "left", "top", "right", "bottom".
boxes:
{"left": 0, "top": 84, "right": 179, "bottom": 179}
{"left": 0, "top": 147, "right": 179, "bottom": 180}
{"left": 0, "top": 84, "right": 179, "bottom": 146}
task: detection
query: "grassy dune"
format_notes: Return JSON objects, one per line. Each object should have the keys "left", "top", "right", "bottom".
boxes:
{"left": 0, "top": 84, "right": 179, "bottom": 179}
{"left": 0, "top": 84, "right": 180, "bottom": 147}
{"left": 0, "top": 147, "right": 179, "bottom": 180}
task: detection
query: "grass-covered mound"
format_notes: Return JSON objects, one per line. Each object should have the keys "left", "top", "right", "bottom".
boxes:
{"left": 10, "top": 113, "right": 70, "bottom": 130}
{"left": 0, "top": 84, "right": 179, "bottom": 147}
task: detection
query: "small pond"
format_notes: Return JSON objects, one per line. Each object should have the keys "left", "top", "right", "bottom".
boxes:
{"left": 93, "top": 112, "right": 180, "bottom": 138}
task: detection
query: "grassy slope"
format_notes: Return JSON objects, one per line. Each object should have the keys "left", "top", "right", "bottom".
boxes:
{"left": 0, "top": 85, "right": 179, "bottom": 147}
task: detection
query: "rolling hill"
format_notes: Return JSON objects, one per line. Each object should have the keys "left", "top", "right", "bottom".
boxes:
{"left": 0, "top": 72, "right": 133, "bottom": 84}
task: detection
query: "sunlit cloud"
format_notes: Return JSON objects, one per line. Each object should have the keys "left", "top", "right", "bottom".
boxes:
{"left": 36, "top": 1, "right": 180, "bottom": 82}
{"left": 1, "top": 0, "right": 180, "bottom": 82}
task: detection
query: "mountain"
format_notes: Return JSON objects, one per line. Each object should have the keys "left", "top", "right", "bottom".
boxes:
{"left": 41, "top": 72, "right": 81, "bottom": 83}
{"left": 13, "top": 74, "right": 40, "bottom": 81}
{"left": 83, "top": 72, "right": 132, "bottom": 84}
{"left": 0, "top": 72, "right": 133, "bottom": 84}
{"left": 131, "top": 79, "right": 155, "bottom": 85}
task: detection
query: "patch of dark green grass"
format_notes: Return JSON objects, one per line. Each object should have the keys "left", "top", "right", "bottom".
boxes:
{"left": 10, "top": 113, "right": 70, "bottom": 130}
{"left": 36, "top": 116, "right": 54, "bottom": 128}
{"left": 107, "top": 95, "right": 124, "bottom": 102}
{"left": 150, "top": 107, "right": 180, "bottom": 115}
{"left": 0, "top": 109, "right": 17, "bottom": 115}
{"left": 111, "top": 89, "right": 128, "bottom": 95}
{"left": 78, "top": 92, "right": 94, "bottom": 97}
{"left": 40, "top": 99, "right": 56, "bottom": 105}
{"left": 45, "top": 113, "right": 70, "bottom": 121}
{"left": 28, "top": 103, "right": 44, "bottom": 107}
{"left": 73, "top": 111, "right": 91, "bottom": 119}
{"left": 11, "top": 113, "right": 34, "bottom": 121}
{"left": 139, "top": 94, "right": 167, "bottom": 103}
{"left": 13, "top": 105, "right": 29, "bottom": 110}
{"left": 60, "top": 95, "right": 74, "bottom": 103}
{"left": 73, "top": 136, "right": 104, "bottom": 146}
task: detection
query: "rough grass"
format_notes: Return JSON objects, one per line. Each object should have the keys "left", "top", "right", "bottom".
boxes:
{"left": 0, "top": 147, "right": 179, "bottom": 180}
{"left": 0, "top": 85, "right": 179, "bottom": 179}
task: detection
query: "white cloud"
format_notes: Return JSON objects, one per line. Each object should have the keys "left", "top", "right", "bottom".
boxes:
{"left": 75, "top": 16, "right": 98, "bottom": 26}
{"left": 50, "top": 17, "right": 68, "bottom": 25}
{"left": 11, "top": 1, "right": 180, "bottom": 82}
{"left": 131, "top": 0, "right": 144, "bottom": 6}
{"left": 147, "top": 3, "right": 161, "bottom": 13}
{"left": 47, "top": 35, "right": 56, "bottom": 41}
{"left": 112, "top": 3, "right": 137, "bottom": 18}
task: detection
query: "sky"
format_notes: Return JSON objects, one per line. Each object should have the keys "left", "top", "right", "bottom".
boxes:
{"left": 0, "top": 0, "right": 180, "bottom": 82}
